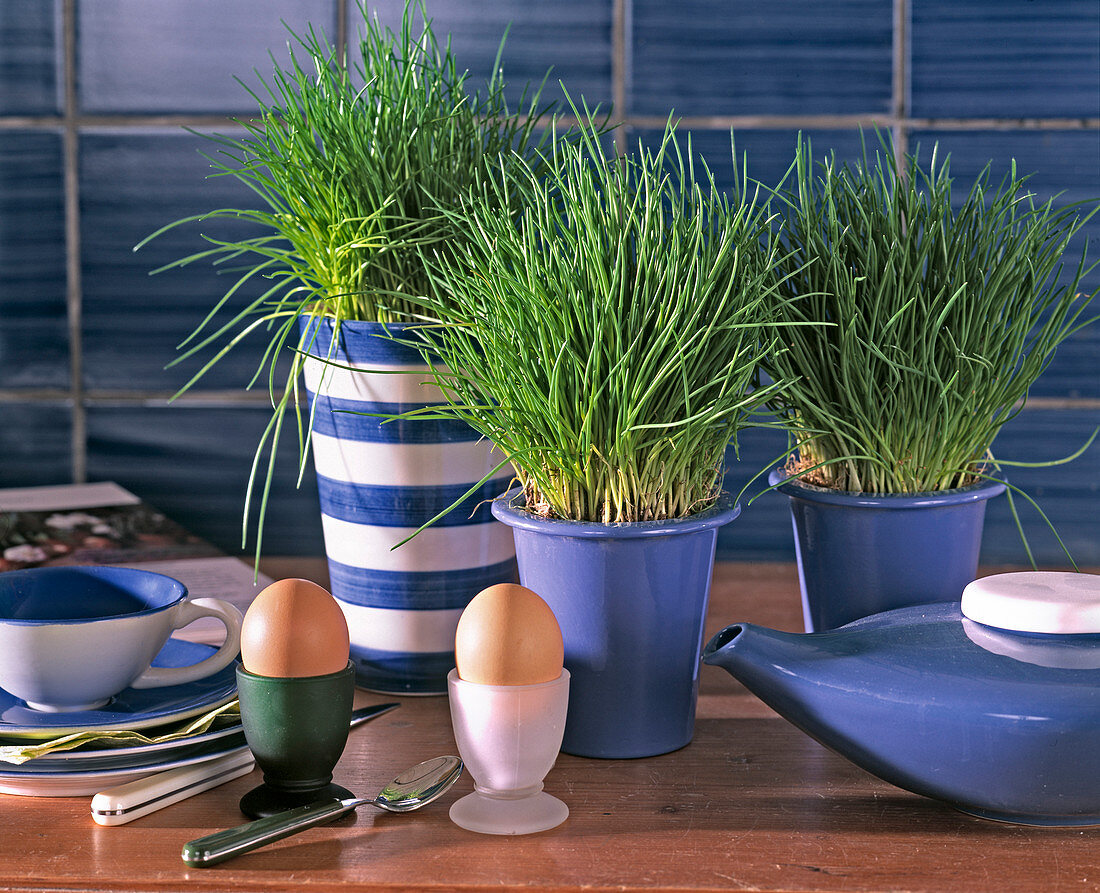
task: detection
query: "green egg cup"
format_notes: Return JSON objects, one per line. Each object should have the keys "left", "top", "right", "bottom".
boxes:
{"left": 236, "top": 662, "right": 355, "bottom": 819}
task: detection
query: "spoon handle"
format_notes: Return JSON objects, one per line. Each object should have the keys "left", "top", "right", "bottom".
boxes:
{"left": 182, "top": 797, "right": 363, "bottom": 867}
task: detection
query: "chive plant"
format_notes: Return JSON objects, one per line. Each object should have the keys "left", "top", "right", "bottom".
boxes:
{"left": 400, "top": 115, "right": 789, "bottom": 524}
{"left": 763, "top": 133, "right": 1098, "bottom": 494}
{"left": 136, "top": 0, "right": 554, "bottom": 555}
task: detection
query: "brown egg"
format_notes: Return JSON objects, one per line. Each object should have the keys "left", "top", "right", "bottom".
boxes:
{"left": 455, "top": 583, "right": 564, "bottom": 685}
{"left": 240, "top": 578, "right": 350, "bottom": 678}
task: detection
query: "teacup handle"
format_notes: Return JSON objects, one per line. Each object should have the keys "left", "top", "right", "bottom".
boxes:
{"left": 130, "top": 598, "right": 244, "bottom": 689}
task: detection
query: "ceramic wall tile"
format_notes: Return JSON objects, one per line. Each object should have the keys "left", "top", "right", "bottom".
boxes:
{"left": 625, "top": 127, "right": 872, "bottom": 195}
{"left": 356, "top": 0, "right": 613, "bottom": 109}
{"left": 979, "top": 408, "right": 1100, "bottom": 567}
{"left": 0, "top": 403, "right": 72, "bottom": 489}
{"left": 910, "top": 129, "right": 1100, "bottom": 400}
{"left": 717, "top": 426, "right": 792, "bottom": 562}
{"left": 630, "top": 0, "right": 892, "bottom": 117}
{"left": 0, "top": 131, "right": 68, "bottom": 389}
{"left": 0, "top": 1, "right": 61, "bottom": 115}
{"left": 910, "top": 0, "right": 1100, "bottom": 118}
{"left": 79, "top": 130, "right": 290, "bottom": 391}
{"left": 85, "top": 406, "right": 324, "bottom": 556}
{"left": 77, "top": 0, "right": 337, "bottom": 113}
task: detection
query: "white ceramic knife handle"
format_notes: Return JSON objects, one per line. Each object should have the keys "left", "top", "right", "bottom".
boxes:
{"left": 91, "top": 748, "right": 255, "bottom": 826}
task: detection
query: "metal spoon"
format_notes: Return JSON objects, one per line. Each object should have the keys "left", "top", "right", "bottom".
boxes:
{"left": 181, "top": 755, "right": 463, "bottom": 867}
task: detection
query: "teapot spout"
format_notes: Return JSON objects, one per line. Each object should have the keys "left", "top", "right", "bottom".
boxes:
{"left": 702, "top": 623, "right": 823, "bottom": 725}
{"left": 703, "top": 620, "right": 924, "bottom": 810}
{"left": 702, "top": 620, "right": 872, "bottom": 767}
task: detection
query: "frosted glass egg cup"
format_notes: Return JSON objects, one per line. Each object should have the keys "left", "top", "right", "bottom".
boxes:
{"left": 447, "top": 668, "right": 569, "bottom": 835}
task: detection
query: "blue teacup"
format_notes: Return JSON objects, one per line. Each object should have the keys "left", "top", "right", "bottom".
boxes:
{"left": 0, "top": 566, "right": 242, "bottom": 712}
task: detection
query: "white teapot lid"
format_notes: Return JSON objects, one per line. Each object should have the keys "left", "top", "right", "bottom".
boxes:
{"left": 961, "top": 571, "right": 1100, "bottom": 634}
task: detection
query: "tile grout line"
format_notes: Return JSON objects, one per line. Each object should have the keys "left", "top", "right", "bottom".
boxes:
{"left": 618, "top": 115, "right": 1100, "bottom": 131}
{"left": 3, "top": 114, "right": 1096, "bottom": 132}
{"left": 612, "top": 0, "right": 628, "bottom": 123}
{"left": 61, "top": 0, "right": 85, "bottom": 484}
{"left": 5, "top": 390, "right": 1099, "bottom": 412}
{"left": 892, "top": 0, "right": 909, "bottom": 165}
{"left": 337, "top": 0, "right": 348, "bottom": 68}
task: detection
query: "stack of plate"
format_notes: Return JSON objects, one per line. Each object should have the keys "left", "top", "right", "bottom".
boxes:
{"left": 0, "top": 639, "right": 243, "bottom": 796}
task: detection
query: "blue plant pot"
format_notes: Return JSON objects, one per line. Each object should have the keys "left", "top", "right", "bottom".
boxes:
{"left": 491, "top": 489, "right": 741, "bottom": 759}
{"left": 770, "top": 469, "right": 1006, "bottom": 632}
{"left": 301, "top": 318, "right": 517, "bottom": 694}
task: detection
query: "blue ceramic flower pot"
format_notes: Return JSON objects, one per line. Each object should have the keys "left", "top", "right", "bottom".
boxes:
{"left": 770, "top": 469, "right": 1006, "bottom": 631}
{"left": 491, "top": 489, "right": 741, "bottom": 759}
{"left": 301, "top": 318, "right": 516, "bottom": 694}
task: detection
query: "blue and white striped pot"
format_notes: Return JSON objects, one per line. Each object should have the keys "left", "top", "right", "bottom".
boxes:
{"left": 300, "top": 317, "right": 517, "bottom": 695}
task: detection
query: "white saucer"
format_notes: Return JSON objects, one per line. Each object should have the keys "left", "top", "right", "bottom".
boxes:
{"left": 0, "top": 639, "right": 238, "bottom": 740}
{"left": 0, "top": 725, "right": 245, "bottom": 773}
{"left": 0, "top": 743, "right": 251, "bottom": 797}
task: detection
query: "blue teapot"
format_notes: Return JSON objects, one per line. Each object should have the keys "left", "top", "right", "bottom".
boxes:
{"left": 702, "top": 571, "right": 1100, "bottom": 826}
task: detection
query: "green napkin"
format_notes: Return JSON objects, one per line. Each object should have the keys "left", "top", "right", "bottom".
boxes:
{"left": 0, "top": 699, "right": 240, "bottom": 765}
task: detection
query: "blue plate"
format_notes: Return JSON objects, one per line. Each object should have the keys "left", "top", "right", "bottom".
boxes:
{"left": 0, "top": 639, "right": 238, "bottom": 740}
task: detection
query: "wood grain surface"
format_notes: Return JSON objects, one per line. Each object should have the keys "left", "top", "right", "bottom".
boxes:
{"left": 0, "top": 562, "right": 1096, "bottom": 892}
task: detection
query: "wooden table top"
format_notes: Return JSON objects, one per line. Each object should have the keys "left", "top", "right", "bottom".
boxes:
{"left": 2, "top": 561, "right": 1096, "bottom": 892}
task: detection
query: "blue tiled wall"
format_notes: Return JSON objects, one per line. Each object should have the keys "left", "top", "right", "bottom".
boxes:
{"left": 0, "top": 131, "right": 67, "bottom": 389}
{"left": 363, "top": 0, "right": 613, "bottom": 108}
{"left": 80, "top": 132, "right": 278, "bottom": 390}
{"left": 85, "top": 406, "right": 321, "bottom": 555}
{"left": 910, "top": 0, "right": 1100, "bottom": 118}
{"left": 77, "top": 0, "right": 336, "bottom": 114}
{"left": 630, "top": 0, "right": 893, "bottom": 117}
{"left": 1, "top": 1, "right": 1097, "bottom": 566}
{"left": 0, "top": 1, "right": 60, "bottom": 115}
